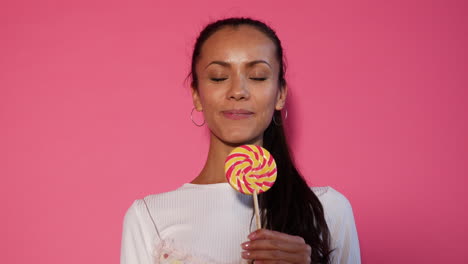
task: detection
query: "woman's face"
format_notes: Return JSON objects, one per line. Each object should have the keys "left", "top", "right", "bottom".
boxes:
{"left": 192, "top": 25, "right": 287, "bottom": 146}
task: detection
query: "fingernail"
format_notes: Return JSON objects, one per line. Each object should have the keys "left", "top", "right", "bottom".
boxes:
{"left": 248, "top": 232, "right": 256, "bottom": 239}
{"left": 241, "top": 242, "right": 250, "bottom": 249}
{"left": 241, "top": 251, "right": 251, "bottom": 258}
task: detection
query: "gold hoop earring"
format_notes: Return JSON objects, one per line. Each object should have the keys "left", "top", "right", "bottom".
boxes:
{"left": 191, "top": 107, "right": 205, "bottom": 127}
{"left": 273, "top": 108, "right": 288, "bottom": 126}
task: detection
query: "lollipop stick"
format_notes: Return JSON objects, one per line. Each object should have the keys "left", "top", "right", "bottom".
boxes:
{"left": 253, "top": 190, "right": 261, "bottom": 230}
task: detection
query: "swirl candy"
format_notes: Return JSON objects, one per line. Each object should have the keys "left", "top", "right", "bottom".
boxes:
{"left": 225, "top": 145, "right": 277, "bottom": 195}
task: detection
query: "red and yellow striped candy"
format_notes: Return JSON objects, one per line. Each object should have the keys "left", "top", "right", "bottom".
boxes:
{"left": 225, "top": 145, "right": 277, "bottom": 195}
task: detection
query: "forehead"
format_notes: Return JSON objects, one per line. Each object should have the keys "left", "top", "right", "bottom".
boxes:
{"left": 199, "top": 25, "right": 277, "bottom": 65}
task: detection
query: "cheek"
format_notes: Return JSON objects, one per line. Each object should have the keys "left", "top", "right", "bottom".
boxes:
{"left": 256, "top": 87, "right": 280, "bottom": 111}
{"left": 198, "top": 89, "right": 224, "bottom": 122}
{"left": 253, "top": 93, "right": 279, "bottom": 128}
{"left": 198, "top": 86, "right": 220, "bottom": 108}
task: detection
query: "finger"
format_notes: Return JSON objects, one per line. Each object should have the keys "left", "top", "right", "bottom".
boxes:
{"left": 242, "top": 239, "right": 310, "bottom": 253}
{"left": 241, "top": 249, "right": 307, "bottom": 263}
{"left": 248, "top": 229, "right": 305, "bottom": 244}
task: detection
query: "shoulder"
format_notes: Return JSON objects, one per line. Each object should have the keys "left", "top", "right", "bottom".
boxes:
{"left": 123, "top": 189, "right": 179, "bottom": 224}
{"left": 123, "top": 185, "right": 199, "bottom": 228}
{"left": 311, "top": 186, "right": 361, "bottom": 262}
{"left": 311, "top": 186, "right": 356, "bottom": 226}
{"left": 312, "top": 186, "right": 353, "bottom": 212}
{"left": 122, "top": 198, "right": 155, "bottom": 232}
{"left": 121, "top": 199, "right": 159, "bottom": 259}
{"left": 139, "top": 184, "right": 208, "bottom": 204}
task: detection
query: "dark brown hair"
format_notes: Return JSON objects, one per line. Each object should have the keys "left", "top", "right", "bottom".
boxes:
{"left": 189, "top": 17, "right": 332, "bottom": 263}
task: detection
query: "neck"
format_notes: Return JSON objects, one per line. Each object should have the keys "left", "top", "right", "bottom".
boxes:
{"left": 191, "top": 133, "right": 263, "bottom": 184}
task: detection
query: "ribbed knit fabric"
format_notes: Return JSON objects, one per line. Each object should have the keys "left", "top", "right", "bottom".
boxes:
{"left": 120, "top": 183, "right": 361, "bottom": 264}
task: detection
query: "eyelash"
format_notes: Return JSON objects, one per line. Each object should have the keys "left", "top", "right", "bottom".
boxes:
{"left": 250, "top": 77, "right": 267, "bottom": 81}
{"left": 211, "top": 78, "right": 227, "bottom": 82}
{"left": 210, "top": 77, "right": 267, "bottom": 82}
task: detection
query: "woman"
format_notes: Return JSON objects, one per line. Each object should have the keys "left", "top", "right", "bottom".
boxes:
{"left": 121, "top": 17, "right": 360, "bottom": 264}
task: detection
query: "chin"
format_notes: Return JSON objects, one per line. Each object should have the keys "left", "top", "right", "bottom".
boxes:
{"left": 219, "top": 132, "right": 262, "bottom": 147}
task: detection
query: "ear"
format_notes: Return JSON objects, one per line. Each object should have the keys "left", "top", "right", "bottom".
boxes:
{"left": 275, "top": 85, "right": 288, "bottom": 111}
{"left": 191, "top": 85, "right": 203, "bottom": 111}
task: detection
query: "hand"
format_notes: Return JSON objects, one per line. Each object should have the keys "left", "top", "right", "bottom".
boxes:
{"left": 241, "top": 229, "right": 311, "bottom": 263}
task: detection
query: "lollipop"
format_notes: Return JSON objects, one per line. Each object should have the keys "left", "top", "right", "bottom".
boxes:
{"left": 225, "top": 145, "right": 277, "bottom": 229}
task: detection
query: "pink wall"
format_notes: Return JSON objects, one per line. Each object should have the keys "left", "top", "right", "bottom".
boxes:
{"left": 1, "top": 0, "right": 467, "bottom": 263}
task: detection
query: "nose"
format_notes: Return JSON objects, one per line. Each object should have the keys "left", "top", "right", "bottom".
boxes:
{"left": 228, "top": 75, "right": 250, "bottom": 101}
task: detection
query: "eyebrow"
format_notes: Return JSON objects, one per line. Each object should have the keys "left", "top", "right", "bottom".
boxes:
{"left": 204, "top": 60, "right": 272, "bottom": 69}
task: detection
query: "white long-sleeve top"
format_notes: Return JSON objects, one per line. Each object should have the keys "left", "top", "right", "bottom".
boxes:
{"left": 120, "top": 183, "right": 361, "bottom": 264}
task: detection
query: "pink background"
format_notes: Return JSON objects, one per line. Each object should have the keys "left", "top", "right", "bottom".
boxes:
{"left": 1, "top": 0, "right": 467, "bottom": 263}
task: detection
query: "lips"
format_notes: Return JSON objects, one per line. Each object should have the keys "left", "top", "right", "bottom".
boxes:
{"left": 222, "top": 109, "right": 254, "bottom": 120}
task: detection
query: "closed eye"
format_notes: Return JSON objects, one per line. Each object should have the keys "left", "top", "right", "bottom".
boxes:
{"left": 250, "top": 77, "right": 267, "bottom": 81}
{"left": 211, "top": 78, "right": 228, "bottom": 82}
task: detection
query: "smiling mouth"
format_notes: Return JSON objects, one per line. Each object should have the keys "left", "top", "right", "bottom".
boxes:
{"left": 222, "top": 110, "right": 254, "bottom": 120}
